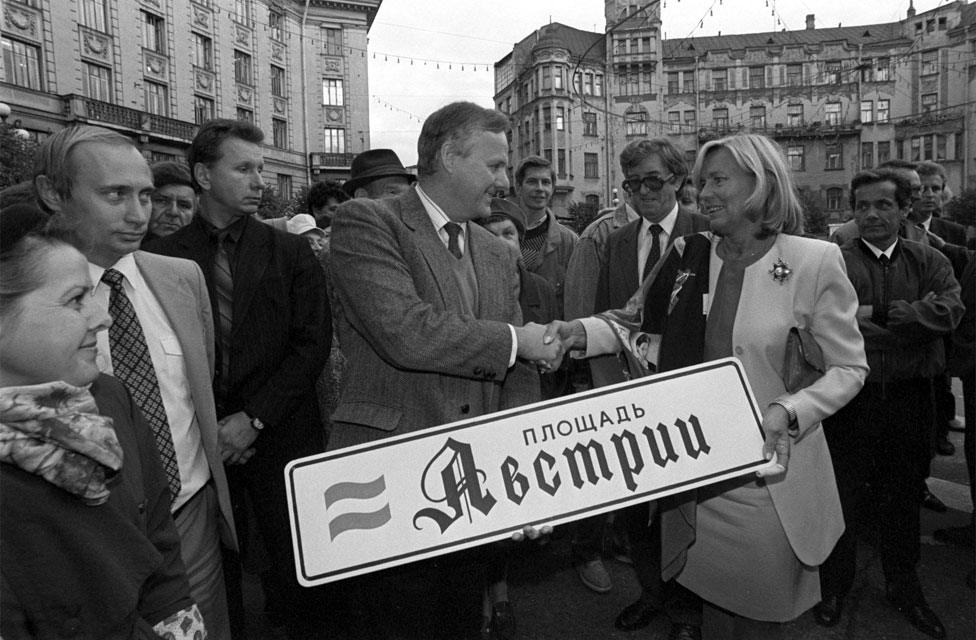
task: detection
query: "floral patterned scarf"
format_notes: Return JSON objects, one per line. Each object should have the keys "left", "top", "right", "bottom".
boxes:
{"left": 0, "top": 381, "right": 123, "bottom": 505}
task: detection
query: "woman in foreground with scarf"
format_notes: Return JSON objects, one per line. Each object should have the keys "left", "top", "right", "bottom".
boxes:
{"left": 0, "top": 205, "right": 204, "bottom": 639}
{"left": 546, "top": 134, "right": 868, "bottom": 639}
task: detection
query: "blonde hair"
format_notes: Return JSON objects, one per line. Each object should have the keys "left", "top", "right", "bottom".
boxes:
{"left": 693, "top": 133, "right": 803, "bottom": 237}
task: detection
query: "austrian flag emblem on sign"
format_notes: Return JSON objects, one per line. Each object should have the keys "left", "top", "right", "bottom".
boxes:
{"left": 286, "top": 357, "right": 771, "bottom": 586}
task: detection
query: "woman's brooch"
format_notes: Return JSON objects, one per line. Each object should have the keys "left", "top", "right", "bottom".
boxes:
{"left": 668, "top": 269, "right": 695, "bottom": 314}
{"left": 769, "top": 258, "right": 792, "bottom": 285}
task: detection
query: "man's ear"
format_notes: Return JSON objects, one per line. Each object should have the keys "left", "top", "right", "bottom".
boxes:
{"left": 193, "top": 162, "right": 211, "bottom": 192}
{"left": 439, "top": 140, "right": 458, "bottom": 176}
{"left": 33, "top": 175, "right": 63, "bottom": 213}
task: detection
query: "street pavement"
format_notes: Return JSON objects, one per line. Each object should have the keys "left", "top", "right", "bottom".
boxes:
{"left": 244, "top": 394, "right": 974, "bottom": 639}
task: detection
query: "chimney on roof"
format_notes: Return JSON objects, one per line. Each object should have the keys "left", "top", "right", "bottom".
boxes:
{"left": 806, "top": 14, "right": 815, "bottom": 30}
{"left": 908, "top": 0, "right": 916, "bottom": 19}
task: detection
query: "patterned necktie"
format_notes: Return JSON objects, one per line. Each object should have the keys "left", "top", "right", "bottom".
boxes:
{"left": 102, "top": 268, "right": 181, "bottom": 501}
{"left": 213, "top": 232, "right": 234, "bottom": 399}
{"left": 642, "top": 223, "right": 664, "bottom": 280}
{"left": 445, "top": 222, "right": 463, "bottom": 259}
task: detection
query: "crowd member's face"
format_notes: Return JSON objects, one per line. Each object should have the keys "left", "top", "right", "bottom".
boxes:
{"left": 853, "top": 180, "right": 905, "bottom": 250}
{"left": 895, "top": 168, "right": 923, "bottom": 223}
{"left": 678, "top": 184, "right": 700, "bottom": 216}
{"left": 0, "top": 245, "right": 111, "bottom": 387}
{"left": 362, "top": 176, "right": 412, "bottom": 199}
{"left": 196, "top": 137, "right": 265, "bottom": 221}
{"left": 149, "top": 184, "right": 196, "bottom": 237}
{"left": 445, "top": 130, "right": 510, "bottom": 221}
{"left": 302, "top": 231, "right": 326, "bottom": 257}
{"left": 915, "top": 173, "right": 945, "bottom": 221}
{"left": 624, "top": 154, "right": 678, "bottom": 224}
{"left": 517, "top": 167, "right": 554, "bottom": 215}
{"left": 698, "top": 148, "right": 757, "bottom": 238}
{"left": 43, "top": 142, "right": 154, "bottom": 268}
{"left": 485, "top": 218, "right": 520, "bottom": 251}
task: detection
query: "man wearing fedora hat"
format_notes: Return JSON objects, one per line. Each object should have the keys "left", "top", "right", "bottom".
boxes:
{"left": 343, "top": 148, "right": 416, "bottom": 200}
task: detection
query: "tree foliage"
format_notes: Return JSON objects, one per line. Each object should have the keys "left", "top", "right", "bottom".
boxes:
{"left": 797, "top": 187, "right": 829, "bottom": 238}
{"left": 944, "top": 188, "right": 976, "bottom": 229}
{"left": 566, "top": 200, "right": 601, "bottom": 235}
{"left": 0, "top": 125, "right": 38, "bottom": 191}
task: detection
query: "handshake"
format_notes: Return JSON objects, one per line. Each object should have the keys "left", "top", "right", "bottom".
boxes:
{"left": 514, "top": 320, "right": 588, "bottom": 372}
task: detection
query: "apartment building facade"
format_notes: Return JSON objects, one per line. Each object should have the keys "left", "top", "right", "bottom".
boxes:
{"left": 1, "top": 0, "right": 382, "bottom": 196}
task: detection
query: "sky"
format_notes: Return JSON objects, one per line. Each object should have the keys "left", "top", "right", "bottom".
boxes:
{"left": 365, "top": 0, "right": 948, "bottom": 166}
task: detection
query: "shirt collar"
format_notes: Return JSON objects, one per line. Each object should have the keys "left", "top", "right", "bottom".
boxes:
{"left": 195, "top": 213, "right": 247, "bottom": 243}
{"left": 860, "top": 237, "right": 898, "bottom": 260}
{"left": 415, "top": 184, "right": 465, "bottom": 235}
{"left": 89, "top": 252, "right": 138, "bottom": 289}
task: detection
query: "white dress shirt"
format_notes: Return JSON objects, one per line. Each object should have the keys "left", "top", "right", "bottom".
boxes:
{"left": 636, "top": 203, "right": 679, "bottom": 285}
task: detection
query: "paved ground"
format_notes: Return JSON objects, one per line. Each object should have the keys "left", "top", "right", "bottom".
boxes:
{"left": 243, "top": 384, "right": 974, "bottom": 639}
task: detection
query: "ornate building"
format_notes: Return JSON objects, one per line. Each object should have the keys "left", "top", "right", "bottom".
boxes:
{"left": 1, "top": 0, "right": 382, "bottom": 195}
{"left": 494, "top": 1, "right": 975, "bottom": 221}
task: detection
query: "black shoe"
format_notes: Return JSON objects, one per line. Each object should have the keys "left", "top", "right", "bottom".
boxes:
{"left": 936, "top": 436, "right": 956, "bottom": 456}
{"left": 812, "top": 594, "right": 844, "bottom": 627}
{"left": 488, "top": 601, "right": 516, "bottom": 640}
{"left": 668, "top": 623, "right": 702, "bottom": 640}
{"left": 614, "top": 599, "right": 658, "bottom": 632}
{"left": 886, "top": 591, "right": 946, "bottom": 639}
{"left": 921, "top": 487, "right": 948, "bottom": 513}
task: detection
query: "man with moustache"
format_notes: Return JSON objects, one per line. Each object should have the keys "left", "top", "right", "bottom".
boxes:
{"left": 146, "top": 119, "right": 330, "bottom": 639}
{"left": 34, "top": 125, "right": 236, "bottom": 639}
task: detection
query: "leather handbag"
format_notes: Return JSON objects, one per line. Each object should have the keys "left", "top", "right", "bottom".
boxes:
{"left": 783, "top": 326, "right": 825, "bottom": 393}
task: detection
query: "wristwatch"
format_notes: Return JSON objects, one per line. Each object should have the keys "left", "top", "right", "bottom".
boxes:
{"left": 249, "top": 415, "right": 265, "bottom": 431}
{"left": 774, "top": 400, "right": 799, "bottom": 437}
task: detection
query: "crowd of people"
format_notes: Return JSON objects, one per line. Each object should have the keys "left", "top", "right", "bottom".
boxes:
{"left": 0, "top": 100, "right": 972, "bottom": 640}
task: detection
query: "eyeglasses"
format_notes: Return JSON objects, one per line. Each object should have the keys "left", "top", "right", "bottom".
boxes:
{"left": 622, "top": 173, "right": 673, "bottom": 194}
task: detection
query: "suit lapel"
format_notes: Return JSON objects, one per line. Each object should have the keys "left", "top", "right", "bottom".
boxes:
{"left": 612, "top": 219, "right": 641, "bottom": 304}
{"left": 400, "top": 191, "right": 465, "bottom": 312}
{"left": 231, "top": 217, "right": 269, "bottom": 332}
{"left": 469, "top": 225, "right": 509, "bottom": 320}
{"left": 134, "top": 252, "right": 194, "bottom": 341}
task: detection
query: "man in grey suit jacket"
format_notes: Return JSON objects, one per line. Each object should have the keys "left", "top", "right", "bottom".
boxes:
{"left": 327, "top": 102, "right": 562, "bottom": 637}
{"left": 34, "top": 126, "right": 235, "bottom": 640}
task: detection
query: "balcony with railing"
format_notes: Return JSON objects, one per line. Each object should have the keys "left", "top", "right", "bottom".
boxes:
{"left": 62, "top": 95, "right": 198, "bottom": 142}
{"left": 310, "top": 152, "right": 356, "bottom": 168}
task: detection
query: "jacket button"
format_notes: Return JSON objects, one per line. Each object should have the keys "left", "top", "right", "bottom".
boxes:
{"left": 734, "top": 346, "right": 744, "bottom": 355}
{"left": 460, "top": 404, "right": 470, "bottom": 414}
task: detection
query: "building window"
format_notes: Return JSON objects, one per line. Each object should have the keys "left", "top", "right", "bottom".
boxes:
{"left": 936, "top": 134, "right": 947, "bottom": 160}
{"left": 83, "top": 62, "right": 112, "bottom": 101}
{"left": 322, "top": 78, "right": 343, "bottom": 105}
{"left": 921, "top": 49, "right": 938, "bottom": 75}
{"left": 234, "top": 0, "right": 252, "bottom": 25}
{"left": 236, "top": 107, "right": 253, "bottom": 122}
{"left": 923, "top": 134, "right": 933, "bottom": 160}
{"left": 80, "top": 0, "right": 107, "bottom": 32}
{"left": 194, "top": 95, "right": 214, "bottom": 124}
{"left": 543, "top": 106, "right": 552, "bottom": 131}
{"left": 595, "top": 74, "right": 605, "bottom": 97}
{"left": 272, "top": 118, "right": 287, "bottom": 148}
{"left": 877, "top": 141, "right": 891, "bottom": 164}
{"left": 860, "top": 100, "right": 873, "bottom": 123}
{"left": 269, "top": 9, "right": 283, "bottom": 41}
{"left": 876, "top": 58, "right": 890, "bottom": 82}
{"left": 322, "top": 27, "right": 342, "bottom": 56}
{"left": 234, "top": 50, "right": 252, "bottom": 85}
{"left": 712, "top": 107, "right": 728, "bottom": 129}
{"left": 271, "top": 65, "right": 286, "bottom": 98}
{"left": 749, "top": 105, "right": 766, "bottom": 129}
{"left": 861, "top": 142, "right": 874, "bottom": 168}
{"left": 711, "top": 69, "right": 727, "bottom": 92}
{"left": 573, "top": 72, "right": 582, "bottom": 95}
{"left": 554, "top": 67, "right": 563, "bottom": 90}
{"left": 557, "top": 149, "right": 566, "bottom": 178}
{"left": 749, "top": 66, "right": 764, "bottom": 89}
{"left": 877, "top": 99, "right": 890, "bottom": 123}
{"left": 683, "top": 70, "right": 695, "bottom": 92}
{"left": 625, "top": 107, "right": 648, "bottom": 136}
{"left": 826, "top": 188, "right": 844, "bottom": 211}
{"left": 277, "top": 174, "right": 292, "bottom": 200}
{"left": 194, "top": 33, "right": 213, "bottom": 71}
{"left": 584, "top": 153, "right": 599, "bottom": 179}
{"left": 142, "top": 11, "right": 165, "bottom": 55}
{"left": 684, "top": 110, "right": 696, "bottom": 129}
{"left": 144, "top": 81, "right": 168, "bottom": 116}
{"left": 555, "top": 107, "right": 565, "bottom": 131}
{"left": 786, "top": 64, "right": 802, "bottom": 86}
{"left": 787, "top": 104, "right": 803, "bottom": 127}
{"left": 583, "top": 112, "right": 597, "bottom": 136}
{"left": 825, "top": 102, "right": 841, "bottom": 126}
{"left": 2, "top": 37, "right": 42, "bottom": 90}
{"left": 667, "top": 72, "right": 679, "bottom": 94}
{"left": 825, "top": 143, "right": 843, "bottom": 170}
{"left": 910, "top": 136, "right": 921, "bottom": 161}
{"left": 541, "top": 66, "right": 552, "bottom": 91}
{"left": 861, "top": 60, "right": 875, "bottom": 83}
{"left": 921, "top": 93, "right": 937, "bottom": 114}
{"left": 787, "top": 145, "right": 804, "bottom": 171}
{"left": 668, "top": 111, "right": 680, "bottom": 133}
{"left": 543, "top": 148, "right": 552, "bottom": 164}
{"left": 324, "top": 127, "right": 344, "bottom": 153}
{"left": 938, "top": 17, "right": 947, "bottom": 31}
{"left": 825, "top": 61, "right": 842, "bottom": 84}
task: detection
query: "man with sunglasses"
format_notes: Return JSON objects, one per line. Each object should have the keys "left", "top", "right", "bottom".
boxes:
{"left": 594, "top": 138, "right": 709, "bottom": 636}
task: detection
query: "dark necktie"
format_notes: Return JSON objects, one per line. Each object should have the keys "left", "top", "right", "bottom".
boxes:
{"left": 445, "top": 222, "right": 463, "bottom": 259}
{"left": 873, "top": 254, "right": 891, "bottom": 326}
{"left": 102, "top": 268, "right": 181, "bottom": 501}
{"left": 642, "top": 223, "right": 664, "bottom": 280}
{"left": 213, "top": 232, "right": 234, "bottom": 399}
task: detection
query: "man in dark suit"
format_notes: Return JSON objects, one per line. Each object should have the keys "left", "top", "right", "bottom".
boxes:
{"left": 146, "top": 119, "right": 330, "bottom": 639}
{"left": 327, "top": 101, "right": 561, "bottom": 638}
{"left": 594, "top": 138, "right": 710, "bottom": 633}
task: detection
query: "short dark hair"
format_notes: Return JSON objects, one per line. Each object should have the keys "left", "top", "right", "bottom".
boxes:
{"left": 850, "top": 169, "right": 913, "bottom": 210}
{"left": 914, "top": 160, "right": 946, "bottom": 186}
{"left": 307, "top": 181, "right": 347, "bottom": 211}
{"left": 150, "top": 161, "right": 195, "bottom": 192}
{"left": 416, "top": 102, "right": 508, "bottom": 178}
{"left": 515, "top": 155, "right": 556, "bottom": 186}
{"left": 877, "top": 159, "right": 916, "bottom": 172}
{"left": 187, "top": 119, "right": 264, "bottom": 190}
{"left": 0, "top": 230, "right": 70, "bottom": 318}
{"left": 619, "top": 138, "right": 688, "bottom": 180}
